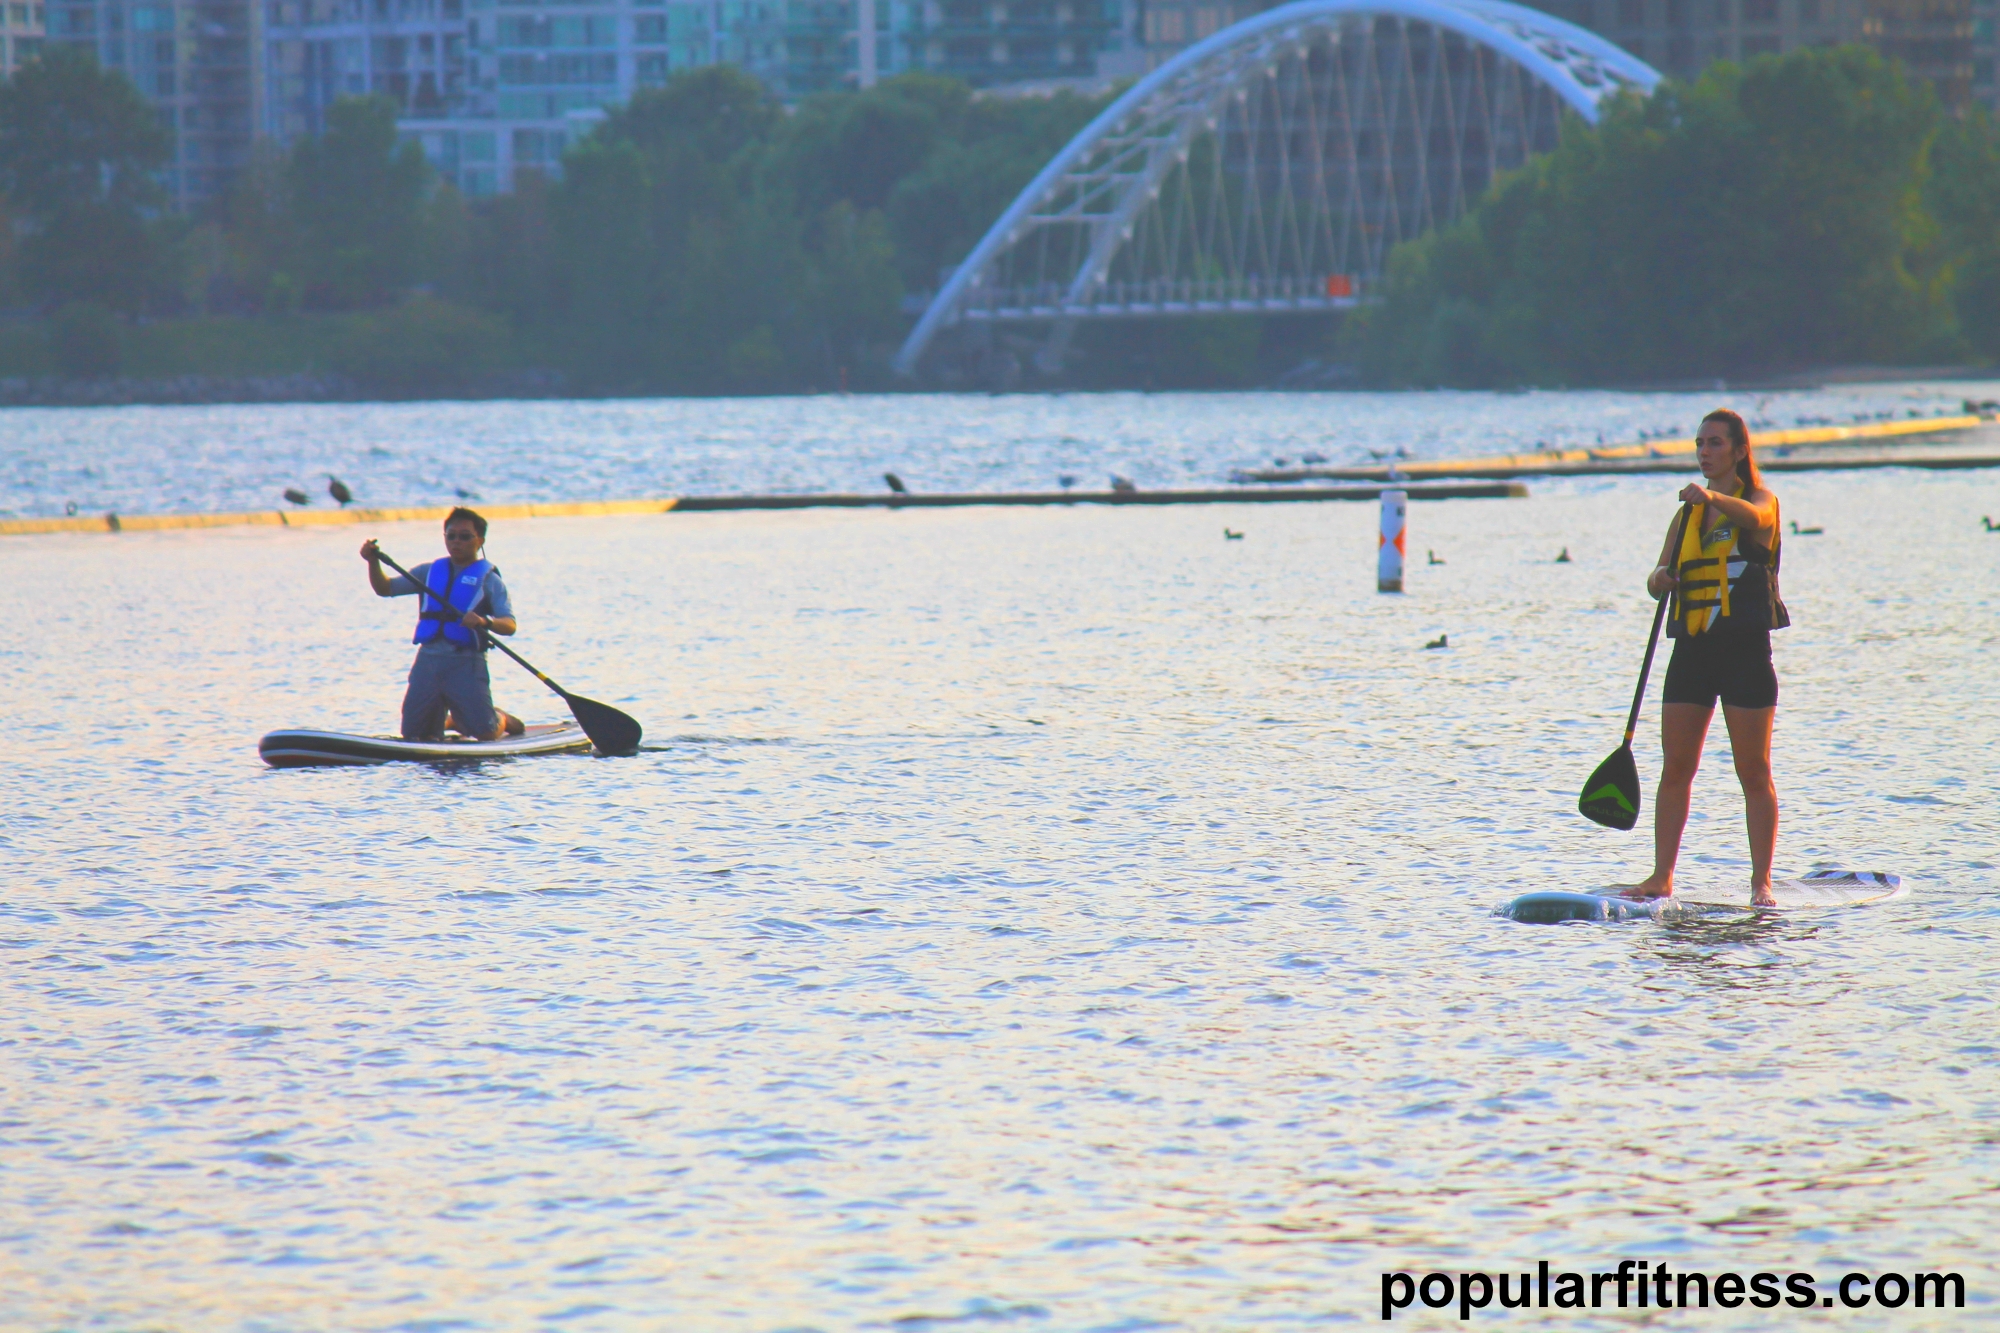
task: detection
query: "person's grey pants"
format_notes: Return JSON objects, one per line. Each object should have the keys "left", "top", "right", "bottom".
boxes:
{"left": 401, "top": 650, "right": 496, "bottom": 739}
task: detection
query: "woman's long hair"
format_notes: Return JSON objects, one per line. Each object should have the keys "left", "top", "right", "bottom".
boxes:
{"left": 1701, "top": 408, "right": 1761, "bottom": 491}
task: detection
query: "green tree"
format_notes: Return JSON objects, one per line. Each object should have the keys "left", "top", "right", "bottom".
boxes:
{"left": 550, "top": 136, "right": 663, "bottom": 385}
{"left": 595, "top": 63, "right": 782, "bottom": 168}
{"left": 1927, "top": 107, "right": 2000, "bottom": 355}
{"left": 767, "top": 76, "right": 953, "bottom": 222}
{"left": 211, "top": 142, "right": 304, "bottom": 314}
{"left": 0, "top": 45, "right": 169, "bottom": 309}
{"left": 1347, "top": 45, "right": 1952, "bottom": 385}
{"left": 884, "top": 84, "right": 1108, "bottom": 290}
{"left": 286, "top": 96, "right": 430, "bottom": 309}
{"left": 547, "top": 66, "right": 829, "bottom": 391}
{"left": 805, "top": 201, "right": 904, "bottom": 382}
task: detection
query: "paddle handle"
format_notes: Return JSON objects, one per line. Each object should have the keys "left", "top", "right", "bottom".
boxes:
{"left": 1623, "top": 504, "right": 1694, "bottom": 743}
{"left": 370, "top": 546, "right": 572, "bottom": 702}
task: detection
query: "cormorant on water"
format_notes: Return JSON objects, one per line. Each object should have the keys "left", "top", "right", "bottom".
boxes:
{"left": 1058, "top": 475, "right": 1077, "bottom": 490}
{"left": 1224, "top": 528, "right": 1244, "bottom": 540}
{"left": 1109, "top": 475, "right": 1136, "bottom": 493}
{"left": 1554, "top": 547, "right": 1572, "bottom": 563}
{"left": 883, "top": 472, "right": 907, "bottom": 494}
{"left": 1790, "top": 520, "right": 1823, "bottom": 535}
{"left": 456, "top": 487, "right": 481, "bottom": 500}
{"left": 1427, "top": 549, "right": 1444, "bottom": 565}
{"left": 283, "top": 487, "right": 310, "bottom": 506}
{"left": 327, "top": 475, "right": 354, "bottom": 506}
{"left": 1425, "top": 633, "right": 1448, "bottom": 649}
{"left": 1985, "top": 516, "right": 1999, "bottom": 531}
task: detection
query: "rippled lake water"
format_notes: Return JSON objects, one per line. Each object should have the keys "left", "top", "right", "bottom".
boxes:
{"left": 3, "top": 392, "right": 1998, "bottom": 1331}
{"left": 2, "top": 381, "right": 1997, "bottom": 518}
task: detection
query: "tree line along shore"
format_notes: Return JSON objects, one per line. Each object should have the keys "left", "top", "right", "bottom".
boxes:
{"left": 1, "top": 43, "right": 1998, "bottom": 398}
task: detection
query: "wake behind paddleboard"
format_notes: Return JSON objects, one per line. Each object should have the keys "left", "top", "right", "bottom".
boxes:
{"left": 1503, "top": 870, "right": 1905, "bottom": 923}
{"left": 259, "top": 722, "right": 596, "bottom": 768}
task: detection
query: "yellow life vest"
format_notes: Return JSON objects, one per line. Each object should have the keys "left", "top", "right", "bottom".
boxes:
{"left": 1676, "top": 483, "right": 1746, "bottom": 636}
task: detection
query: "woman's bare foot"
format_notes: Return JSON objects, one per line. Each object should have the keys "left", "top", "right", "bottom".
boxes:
{"left": 1617, "top": 873, "right": 1675, "bottom": 900}
{"left": 500, "top": 710, "right": 525, "bottom": 737}
{"left": 1750, "top": 881, "right": 1777, "bottom": 907}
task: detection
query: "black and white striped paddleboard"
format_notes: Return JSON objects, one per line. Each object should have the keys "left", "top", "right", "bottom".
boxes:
{"left": 259, "top": 722, "right": 596, "bottom": 768}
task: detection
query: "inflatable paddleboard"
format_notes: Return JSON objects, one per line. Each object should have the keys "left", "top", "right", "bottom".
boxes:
{"left": 1504, "top": 870, "right": 1905, "bottom": 923}
{"left": 259, "top": 722, "right": 596, "bottom": 768}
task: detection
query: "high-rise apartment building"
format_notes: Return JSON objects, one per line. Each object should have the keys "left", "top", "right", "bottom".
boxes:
{"left": 1136, "top": 0, "right": 1986, "bottom": 107}
{"left": 45, "top": 0, "right": 259, "bottom": 209}
{"left": 1529, "top": 0, "right": 1979, "bottom": 108}
{"left": 29, "top": 0, "right": 1987, "bottom": 209}
{"left": 262, "top": 0, "right": 788, "bottom": 195}
{"left": 3, "top": 1, "right": 46, "bottom": 76}
{"left": 43, "top": 0, "right": 1132, "bottom": 205}
{"left": 784, "top": 0, "right": 1134, "bottom": 96}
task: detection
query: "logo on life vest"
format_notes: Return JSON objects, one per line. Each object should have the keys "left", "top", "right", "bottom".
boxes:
{"left": 459, "top": 573, "right": 481, "bottom": 585}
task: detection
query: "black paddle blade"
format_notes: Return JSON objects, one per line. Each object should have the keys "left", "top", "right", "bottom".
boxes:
{"left": 1578, "top": 743, "right": 1642, "bottom": 830}
{"left": 565, "top": 692, "right": 643, "bottom": 757}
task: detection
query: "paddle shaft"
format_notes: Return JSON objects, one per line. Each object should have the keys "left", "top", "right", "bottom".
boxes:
{"left": 371, "top": 548, "right": 576, "bottom": 703}
{"left": 1622, "top": 504, "right": 1695, "bottom": 744}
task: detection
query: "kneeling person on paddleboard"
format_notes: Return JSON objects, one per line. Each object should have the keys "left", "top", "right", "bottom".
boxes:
{"left": 361, "top": 508, "right": 526, "bottom": 742}
{"left": 1629, "top": 409, "right": 1788, "bottom": 906}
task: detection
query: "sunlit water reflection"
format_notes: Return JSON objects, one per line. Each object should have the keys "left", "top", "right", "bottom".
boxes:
{"left": 2, "top": 381, "right": 1997, "bottom": 518}
{"left": 2, "top": 394, "right": 1997, "bottom": 1330}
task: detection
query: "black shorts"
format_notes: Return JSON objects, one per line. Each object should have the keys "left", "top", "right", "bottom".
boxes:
{"left": 1662, "top": 629, "right": 1777, "bottom": 711}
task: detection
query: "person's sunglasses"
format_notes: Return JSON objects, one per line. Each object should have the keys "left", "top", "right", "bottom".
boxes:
{"left": 445, "top": 530, "right": 480, "bottom": 541}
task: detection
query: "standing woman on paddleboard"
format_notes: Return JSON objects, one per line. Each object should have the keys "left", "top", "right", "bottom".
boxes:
{"left": 1629, "top": 410, "right": 1790, "bottom": 906}
{"left": 361, "top": 507, "right": 527, "bottom": 742}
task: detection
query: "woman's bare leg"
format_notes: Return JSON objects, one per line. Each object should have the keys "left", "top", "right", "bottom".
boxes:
{"left": 1722, "top": 704, "right": 1778, "bottom": 905}
{"left": 1628, "top": 703, "right": 1713, "bottom": 897}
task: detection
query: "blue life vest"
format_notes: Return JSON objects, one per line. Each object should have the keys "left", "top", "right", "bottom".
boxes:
{"left": 413, "top": 558, "right": 494, "bottom": 647}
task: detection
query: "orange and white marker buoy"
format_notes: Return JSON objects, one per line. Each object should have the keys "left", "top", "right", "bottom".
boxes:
{"left": 1378, "top": 489, "right": 1407, "bottom": 593}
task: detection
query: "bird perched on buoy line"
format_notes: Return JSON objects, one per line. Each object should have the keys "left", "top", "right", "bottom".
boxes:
{"left": 1058, "top": 474, "right": 1077, "bottom": 490}
{"left": 1224, "top": 528, "right": 1244, "bottom": 540}
{"left": 1427, "top": 549, "right": 1444, "bottom": 565}
{"left": 327, "top": 475, "right": 354, "bottom": 507}
{"left": 883, "top": 472, "right": 907, "bottom": 494}
{"left": 1790, "top": 520, "right": 1823, "bottom": 535}
{"left": 1110, "top": 475, "right": 1136, "bottom": 493}
{"left": 1554, "top": 547, "right": 1572, "bottom": 563}
{"left": 1425, "top": 633, "right": 1448, "bottom": 649}
{"left": 283, "top": 487, "right": 310, "bottom": 506}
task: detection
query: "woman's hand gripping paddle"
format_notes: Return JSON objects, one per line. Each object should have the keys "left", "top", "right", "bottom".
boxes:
{"left": 373, "top": 548, "right": 644, "bottom": 757}
{"left": 1578, "top": 504, "right": 1693, "bottom": 829}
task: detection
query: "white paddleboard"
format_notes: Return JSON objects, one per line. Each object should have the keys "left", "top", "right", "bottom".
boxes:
{"left": 1505, "top": 871, "right": 1905, "bottom": 922}
{"left": 1658, "top": 870, "right": 1906, "bottom": 910}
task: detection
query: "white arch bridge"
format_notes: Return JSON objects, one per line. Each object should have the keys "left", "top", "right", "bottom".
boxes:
{"left": 893, "top": 0, "right": 1659, "bottom": 377}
